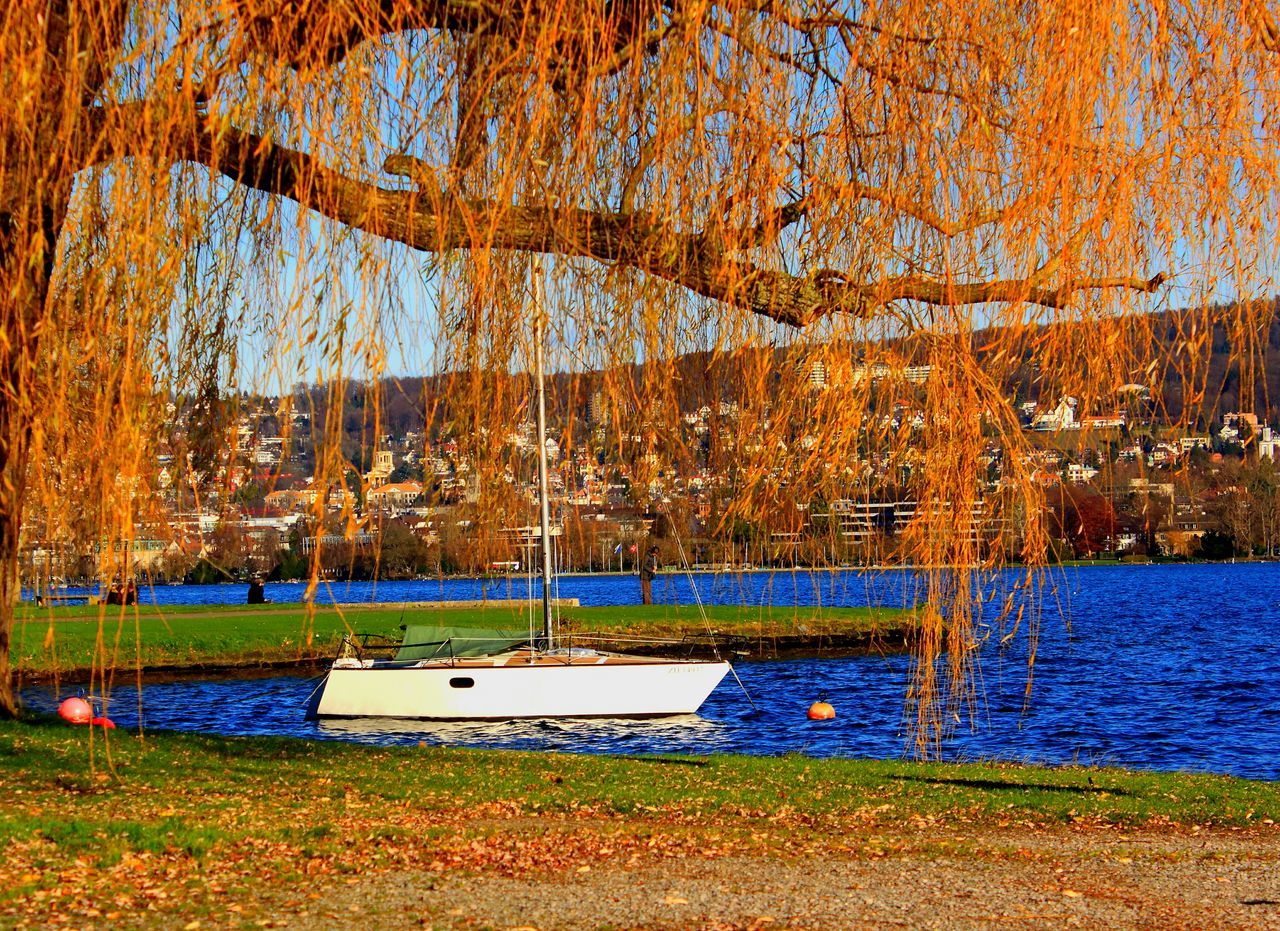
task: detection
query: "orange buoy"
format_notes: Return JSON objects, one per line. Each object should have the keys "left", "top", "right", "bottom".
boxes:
{"left": 807, "top": 700, "right": 836, "bottom": 721}
{"left": 90, "top": 716, "right": 116, "bottom": 729}
{"left": 58, "top": 697, "right": 92, "bottom": 725}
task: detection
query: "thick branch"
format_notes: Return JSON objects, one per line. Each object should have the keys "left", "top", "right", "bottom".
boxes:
{"left": 869, "top": 272, "right": 1168, "bottom": 312}
{"left": 620, "top": 133, "right": 660, "bottom": 212}
{"left": 383, "top": 153, "right": 446, "bottom": 199}
{"left": 1247, "top": 0, "right": 1280, "bottom": 51}
{"left": 80, "top": 104, "right": 1165, "bottom": 329}
{"left": 740, "top": 195, "right": 811, "bottom": 245}
{"left": 174, "top": 123, "right": 864, "bottom": 323}
{"left": 235, "top": 0, "right": 665, "bottom": 73}
{"left": 234, "top": 0, "right": 487, "bottom": 68}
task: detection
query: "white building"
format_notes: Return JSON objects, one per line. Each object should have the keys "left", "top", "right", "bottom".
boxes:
{"left": 801, "top": 359, "right": 828, "bottom": 389}
{"left": 1260, "top": 425, "right": 1280, "bottom": 461}
{"left": 851, "top": 362, "right": 931, "bottom": 385}
{"left": 1067, "top": 463, "right": 1099, "bottom": 484}
{"left": 1033, "top": 396, "right": 1079, "bottom": 431}
{"left": 365, "top": 449, "right": 395, "bottom": 486}
{"left": 366, "top": 480, "right": 424, "bottom": 510}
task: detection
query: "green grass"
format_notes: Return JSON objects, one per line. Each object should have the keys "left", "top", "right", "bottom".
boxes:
{"left": 0, "top": 717, "right": 1275, "bottom": 853}
{"left": 11, "top": 601, "right": 912, "bottom": 676}
{"left": 33, "top": 816, "right": 225, "bottom": 865}
{"left": 1, "top": 718, "right": 1275, "bottom": 924}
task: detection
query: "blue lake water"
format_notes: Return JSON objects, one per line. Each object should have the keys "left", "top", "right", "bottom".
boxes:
{"left": 22, "top": 564, "right": 1280, "bottom": 780}
{"left": 29, "top": 569, "right": 920, "bottom": 609}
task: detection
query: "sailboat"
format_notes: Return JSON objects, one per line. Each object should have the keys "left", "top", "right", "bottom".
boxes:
{"left": 307, "top": 269, "right": 731, "bottom": 721}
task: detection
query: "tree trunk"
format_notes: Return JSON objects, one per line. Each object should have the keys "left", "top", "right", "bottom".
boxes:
{"left": 0, "top": 259, "right": 40, "bottom": 718}
{"left": 0, "top": 0, "right": 115, "bottom": 717}
{"left": 0, "top": 435, "right": 28, "bottom": 718}
{"left": 0, "top": 170, "right": 66, "bottom": 719}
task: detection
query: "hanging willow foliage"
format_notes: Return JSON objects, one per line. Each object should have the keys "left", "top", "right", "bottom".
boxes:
{"left": 2, "top": 0, "right": 1279, "bottom": 751}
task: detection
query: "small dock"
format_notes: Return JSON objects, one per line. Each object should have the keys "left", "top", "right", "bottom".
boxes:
{"left": 33, "top": 593, "right": 99, "bottom": 607}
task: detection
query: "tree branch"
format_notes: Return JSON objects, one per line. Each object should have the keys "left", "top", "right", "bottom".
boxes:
{"left": 1247, "top": 0, "right": 1280, "bottom": 51}
{"left": 853, "top": 59, "right": 1011, "bottom": 131}
{"left": 869, "top": 272, "right": 1167, "bottom": 312}
{"left": 233, "top": 0, "right": 488, "bottom": 68}
{"left": 78, "top": 104, "right": 1166, "bottom": 330}
{"left": 841, "top": 182, "right": 1027, "bottom": 237}
{"left": 620, "top": 133, "right": 659, "bottom": 212}
{"left": 233, "top": 0, "right": 667, "bottom": 75}
{"left": 740, "top": 195, "right": 811, "bottom": 245}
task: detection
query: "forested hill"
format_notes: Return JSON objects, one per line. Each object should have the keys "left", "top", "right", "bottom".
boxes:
{"left": 1147, "top": 298, "right": 1280, "bottom": 422}
{"left": 990, "top": 297, "right": 1280, "bottom": 424}
{"left": 268, "top": 297, "right": 1280, "bottom": 448}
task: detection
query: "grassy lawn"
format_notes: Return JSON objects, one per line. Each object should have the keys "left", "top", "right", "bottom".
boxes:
{"left": 0, "top": 718, "right": 1276, "bottom": 926}
{"left": 11, "top": 602, "right": 912, "bottom": 677}
{"left": 3, "top": 717, "right": 1274, "bottom": 830}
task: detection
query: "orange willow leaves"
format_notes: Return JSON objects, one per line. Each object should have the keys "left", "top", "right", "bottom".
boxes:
{"left": 2, "top": 0, "right": 1279, "bottom": 747}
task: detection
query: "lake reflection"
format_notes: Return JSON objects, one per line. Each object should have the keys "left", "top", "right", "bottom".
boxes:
{"left": 314, "top": 713, "right": 722, "bottom": 750}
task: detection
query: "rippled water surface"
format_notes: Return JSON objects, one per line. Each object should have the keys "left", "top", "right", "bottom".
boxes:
{"left": 23, "top": 565, "right": 1280, "bottom": 779}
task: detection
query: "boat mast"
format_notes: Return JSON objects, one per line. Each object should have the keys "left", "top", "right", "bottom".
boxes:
{"left": 533, "top": 256, "right": 554, "bottom": 650}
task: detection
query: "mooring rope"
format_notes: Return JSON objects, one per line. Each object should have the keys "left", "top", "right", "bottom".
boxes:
{"left": 662, "top": 502, "right": 759, "bottom": 713}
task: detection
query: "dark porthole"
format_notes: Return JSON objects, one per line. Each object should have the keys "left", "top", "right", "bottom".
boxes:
{"left": 449, "top": 677, "right": 475, "bottom": 689}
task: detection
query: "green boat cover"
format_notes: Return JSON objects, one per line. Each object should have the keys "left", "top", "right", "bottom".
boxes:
{"left": 394, "top": 625, "right": 529, "bottom": 661}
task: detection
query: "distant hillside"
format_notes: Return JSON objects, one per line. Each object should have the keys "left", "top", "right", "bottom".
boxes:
{"left": 253, "top": 297, "right": 1280, "bottom": 457}
{"left": 991, "top": 298, "right": 1280, "bottom": 424}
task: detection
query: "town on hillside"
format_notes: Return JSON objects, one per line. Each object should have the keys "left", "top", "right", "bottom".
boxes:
{"left": 21, "top": 302, "right": 1280, "bottom": 583}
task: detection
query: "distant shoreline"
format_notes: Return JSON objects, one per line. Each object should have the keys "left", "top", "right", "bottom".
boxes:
{"left": 20, "top": 626, "right": 914, "bottom": 688}
{"left": 15, "top": 602, "right": 915, "bottom": 687}
{"left": 25, "top": 557, "right": 1280, "bottom": 594}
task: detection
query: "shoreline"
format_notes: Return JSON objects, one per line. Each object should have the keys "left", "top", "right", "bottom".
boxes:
{"left": 23, "top": 556, "right": 1280, "bottom": 595}
{"left": 18, "top": 627, "right": 913, "bottom": 687}
{"left": 12, "top": 602, "right": 917, "bottom": 687}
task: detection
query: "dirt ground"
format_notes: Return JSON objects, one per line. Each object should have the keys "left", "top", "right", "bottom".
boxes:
{"left": 271, "top": 825, "right": 1280, "bottom": 930}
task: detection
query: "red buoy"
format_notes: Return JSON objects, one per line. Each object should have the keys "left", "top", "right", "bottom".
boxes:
{"left": 807, "top": 700, "right": 836, "bottom": 721}
{"left": 58, "top": 697, "right": 92, "bottom": 725}
{"left": 90, "top": 716, "right": 116, "bottom": 729}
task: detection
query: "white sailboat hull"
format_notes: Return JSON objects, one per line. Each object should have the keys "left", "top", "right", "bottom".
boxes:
{"left": 310, "top": 658, "right": 731, "bottom": 720}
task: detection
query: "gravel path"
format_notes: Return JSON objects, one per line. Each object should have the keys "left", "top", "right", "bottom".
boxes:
{"left": 284, "top": 826, "right": 1280, "bottom": 930}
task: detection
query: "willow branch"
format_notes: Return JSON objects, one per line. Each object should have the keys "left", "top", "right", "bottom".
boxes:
{"left": 841, "top": 182, "right": 1028, "bottom": 237}
{"left": 869, "top": 272, "right": 1168, "bottom": 312}
{"left": 233, "top": 0, "right": 487, "bottom": 67}
{"left": 193, "top": 126, "right": 1167, "bottom": 324}
{"left": 1247, "top": 0, "right": 1280, "bottom": 51}
{"left": 235, "top": 0, "right": 667, "bottom": 72}
{"left": 740, "top": 195, "right": 811, "bottom": 245}
{"left": 729, "top": 1, "right": 879, "bottom": 34}
{"left": 702, "top": 11, "right": 819, "bottom": 76}
{"left": 854, "top": 60, "right": 1011, "bottom": 132}
{"left": 79, "top": 104, "right": 1166, "bottom": 329}
{"left": 620, "top": 133, "right": 660, "bottom": 212}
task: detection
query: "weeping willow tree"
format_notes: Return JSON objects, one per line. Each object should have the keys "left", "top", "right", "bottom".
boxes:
{"left": 3, "top": 0, "right": 1280, "bottom": 747}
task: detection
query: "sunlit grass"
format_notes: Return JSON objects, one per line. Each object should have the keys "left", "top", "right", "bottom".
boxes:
{"left": 3, "top": 716, "right": 1275, "bottom": 923}
{"left": 0, "top": 717, "right": 1275, "bottom": 864}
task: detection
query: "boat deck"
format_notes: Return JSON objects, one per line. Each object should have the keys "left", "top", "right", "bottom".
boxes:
{"left": 342, "top": 648, "right": 714, "bottom": 670}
